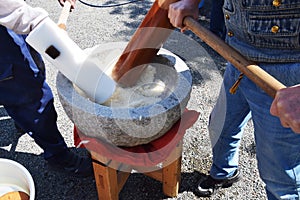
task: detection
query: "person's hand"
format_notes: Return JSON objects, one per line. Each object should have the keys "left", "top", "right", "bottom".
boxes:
{"left": 168, "top": 0, "right": 199, "bottom": 32}
{"left": 58, "top": 0, "right": 76, "bottom": 9}
{"left": 270, "top": 85, "right": 300, "bottom": 133}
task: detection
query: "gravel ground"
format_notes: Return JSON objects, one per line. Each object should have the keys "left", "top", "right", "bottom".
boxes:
{"left": 0, "top": 0, "right": 267, "bottom": 199}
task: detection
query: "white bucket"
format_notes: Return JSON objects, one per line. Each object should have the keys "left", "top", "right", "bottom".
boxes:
{"left": 0, "top": 158, "right": 35, "bottom": 200}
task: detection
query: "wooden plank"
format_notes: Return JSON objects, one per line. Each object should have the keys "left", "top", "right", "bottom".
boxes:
{"left": 91, "top": 151, "right": 111, "bottom": 165}
{"left": 161, "top": 140, "right": 183, "bottom": 197}
{"left": 162, "top": 156, "right": 182, "bottom": 197}
{"left": 91, "top": 151, "right": 122, "bottom": 170}
{"left": 163, "top": 140, "right": 183, "bottom": 167}
{"left": 92, "top": 162, "right": 119, "bottom": 200}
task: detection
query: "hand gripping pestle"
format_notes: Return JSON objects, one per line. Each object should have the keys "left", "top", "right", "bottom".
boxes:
{"left": 26, "top": 1, "right": 116, "bottom": 104}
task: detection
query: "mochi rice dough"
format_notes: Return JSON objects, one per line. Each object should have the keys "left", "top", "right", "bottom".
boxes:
{"left": 103, "top": 63, "right": 169, "bottom": 108}
{"left": 74, "top": 47, "right": 178, "bottom": 108}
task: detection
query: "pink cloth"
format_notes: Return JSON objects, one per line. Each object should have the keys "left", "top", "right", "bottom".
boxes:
{"left": 74, "top": 109, "right": 199, "bottom": 166}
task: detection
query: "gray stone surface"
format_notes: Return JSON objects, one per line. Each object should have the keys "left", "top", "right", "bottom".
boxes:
{"left": 56, "top": 47, "right": 192, "bottom": 146}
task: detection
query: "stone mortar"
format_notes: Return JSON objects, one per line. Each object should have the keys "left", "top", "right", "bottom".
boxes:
{"left": 56, "top": 43, "right": 192, "bottom": 147}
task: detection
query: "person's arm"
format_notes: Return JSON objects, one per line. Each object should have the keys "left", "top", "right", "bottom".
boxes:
{"left": 58, "top": 0, "right": 76, "bottom": 9}
{"left": 270, "top": 85, "right": 300, "bottom": 133}
{"left": 168, "top": 0, "right": 200, "bottom": 31}
{"left": 0, "top": 0, "right": 48, "bottom": 34}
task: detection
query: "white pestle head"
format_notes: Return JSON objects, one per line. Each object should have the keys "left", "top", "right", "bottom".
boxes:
{"left": 75, "top": 58, "right": 116, "bottom": 104}
{"left": 25, "top": 18, "right": 116, "bottom": 104}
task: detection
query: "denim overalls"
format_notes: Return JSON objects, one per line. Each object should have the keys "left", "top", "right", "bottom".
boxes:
{"left": 224, "top": 0, "right": 300, "bottom": 62}
{"left": 0, "top": 25, "right": 68, "bottom": 159}
{"left": 208, "top": 0, "right": 300, "bottom": 199}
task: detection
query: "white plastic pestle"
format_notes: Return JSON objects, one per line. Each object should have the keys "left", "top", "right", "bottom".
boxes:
{"left": 26, "top": 18, "right": 116, "bottom": 104}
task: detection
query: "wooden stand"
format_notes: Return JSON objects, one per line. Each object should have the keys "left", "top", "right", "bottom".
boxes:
{"left": 74, "top": 110, "right": 200, "bottom": 200}
{"left": 90, "top": 140, "right": 183, "bottom": 200}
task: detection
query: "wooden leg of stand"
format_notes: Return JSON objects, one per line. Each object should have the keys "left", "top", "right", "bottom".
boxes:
{"left": 92, "top": 161, "right": 119, "bottom": 200}
{"left": 162, "top": 141, "right": 183, "bottom": 197}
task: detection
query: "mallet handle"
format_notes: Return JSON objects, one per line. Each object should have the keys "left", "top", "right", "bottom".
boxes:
{"left": 57, "top": 1, "right": 72, "bottom": 30}
{"left": 183, "top": 16, "right": 286, "bottom": 98}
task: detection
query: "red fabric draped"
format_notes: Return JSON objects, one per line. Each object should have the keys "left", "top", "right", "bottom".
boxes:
{"left": 74, "top": 109, "right": 199, "bottom": 166}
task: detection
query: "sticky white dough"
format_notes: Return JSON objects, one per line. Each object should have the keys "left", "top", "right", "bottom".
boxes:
{"left": 102, "top": 65, "right": 166, "bottom": 108}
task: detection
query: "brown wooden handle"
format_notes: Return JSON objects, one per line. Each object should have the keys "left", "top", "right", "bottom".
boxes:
{"left": 183, "top": 16, "right": 286, "bottom": 98}
{"left": 57, "top": 1, "right": 72, "bottom": 30}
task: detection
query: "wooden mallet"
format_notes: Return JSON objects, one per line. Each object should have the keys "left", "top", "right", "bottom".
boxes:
{"left": 111, "top": 0, "right": 179, "bottom": 86}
